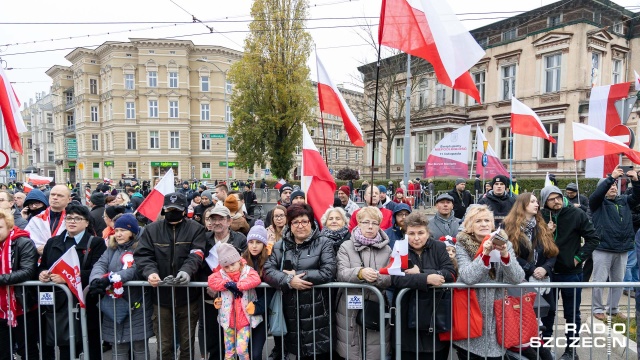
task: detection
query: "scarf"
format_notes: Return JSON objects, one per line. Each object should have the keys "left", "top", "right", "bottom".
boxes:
{"left": 0, "top": 227, "right": 30, "bottom": 327}
{"left": 432, "top": 213, "right": 457, "bottom": 237}
{"left": 522, "top": 218, "right": 536, "bottom": 242}
{"left": 320, "top": 226, "right": 349, "bottom": 243}
{"left": 352, "top": 226, "right": 382, "bottom": 247}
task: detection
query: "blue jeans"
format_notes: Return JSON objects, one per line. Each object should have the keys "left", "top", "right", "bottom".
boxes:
{"left": 541, "top": 273, "right": 583, "bottom": 342}
{"left": 624, "top": 249, "right": 638, "bottom": 290}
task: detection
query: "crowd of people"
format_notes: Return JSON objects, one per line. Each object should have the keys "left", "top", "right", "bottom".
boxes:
{"left": 1, "top": 168, "right": 640, "bottom": 360}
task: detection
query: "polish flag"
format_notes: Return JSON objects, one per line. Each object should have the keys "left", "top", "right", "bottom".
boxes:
{"left": 378, "top": 0, "right": 485, "bottom": 103}
{"left": 316, "top": 54, "right": 364, "bottom": 147}
{"left": 22, "top": 183, "right": 33, "bottom": 194}
{"left": 136, "top": 169, "right": 175, "bottom": 221}
{"left": 379, "top": 235, "right": 409, "bottom": 276}
{"left": 0, "top": 66, "right": 27, "bottom": 154}
{"left": 301, "top": 124, "right": 336, "bottom": 225}
{"left": 475, "top": 126, "right": 508, "bottom": 180}
{"left": 510, "top": 97, "right": 556, "bottom": 143}
{"left": 274, "top": 179, "right": 286, "bottom": 190}
{"left": 585, "top": 83, "right": 632, "bottom": 177}
{"left": 26, "top": 174, "right": 54, "bottom": 186}
{"left": 573, "top": 122, "right": 640, "bottom": 163}
{"left": 634, "top": 70, "right": 640, "bottom": 91}
{"left": 49, "top": 246, "right": 85, "bottom": 308}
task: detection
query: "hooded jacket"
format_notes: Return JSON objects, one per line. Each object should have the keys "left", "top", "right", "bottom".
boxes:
{"left": 477, "top": 190, "right": 515, "bottom": 227}
{"left": 130, "top": 192, "right": 143, "bottom": 210}
{"left": 540, "top": 186, "right": 599, "bottom": 275}
{"left": 23, "top": 189, "right": 49, "bottom": 208}
{"left": 588, "top": 176, "right": 640, "bottom": 252}
{"left": 384, "top": 203, "right": 411, "bottom": 248}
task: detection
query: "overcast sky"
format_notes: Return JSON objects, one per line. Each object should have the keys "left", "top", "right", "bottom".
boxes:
{"left": 2, "top": 0, "right": 639, "bottom": 103}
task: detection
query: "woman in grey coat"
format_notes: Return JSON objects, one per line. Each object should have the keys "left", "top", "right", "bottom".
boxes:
{"left": 89, "top": 214, "right": 153, "bottom": 360}
{"left": 335, "top": 206, "right": 391, "bottom": 360}
{"left": 454, "top": 205, "right": 525, "bottom": 359}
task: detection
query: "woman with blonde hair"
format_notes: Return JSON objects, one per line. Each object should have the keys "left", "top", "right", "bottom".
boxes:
{"left": 454, "top": 205, "right": 525, "bottom": 359}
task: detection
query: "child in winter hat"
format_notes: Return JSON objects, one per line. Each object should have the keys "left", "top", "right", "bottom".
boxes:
{"left": 244, "top": 219, "right": 270, "bottom": 276}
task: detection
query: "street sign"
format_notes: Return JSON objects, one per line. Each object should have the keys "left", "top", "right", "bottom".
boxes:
{"left": 264, "top": 168, "right": 271, "bottom": 175}
{"left": 610, "top": 124, "right": 635, "bottom": 148}
{"left": 8, "top": 169, "right": 16, "bottom": 178}
{"left": 78, "top": 162, "right": 84, "bottom": 170}
{"left": 615, "top": 96, "right": 637, "bottom": 125}
{"left": 66, "top": 138, "right": 77, "bottom": 159}
{"left": 104, "top": 161, "right": 114, "bottom": 167}
{"left": 150, "top": 162, "right": 179, "bottom": 167}
{"left": 219, "top": 161, "right": 235, "bottom": 167}
{"left": 201, "top": 134, "right": 225, "bottom": 139}
{"left": 481, "top": 153, "right": 488, "bottom": 167}
{"left": 0, "top": 150, "right": 8, "bottom": 170}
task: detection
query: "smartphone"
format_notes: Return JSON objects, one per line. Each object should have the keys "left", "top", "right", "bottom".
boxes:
{"left": 283, "top": 260, "right": 293, "bottom": 271}
{"left": 492, "top": 232, "right": 507, "bottom": 246}
{"left": 620, "top": 165, "right": 634, "bottom": 175}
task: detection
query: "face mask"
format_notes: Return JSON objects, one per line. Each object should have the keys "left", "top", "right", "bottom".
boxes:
{"left": 27, "top": 206, "right": 46, "bottom": 217}
{"left": 164, "top": 211, "right": 184, "bottom": 222}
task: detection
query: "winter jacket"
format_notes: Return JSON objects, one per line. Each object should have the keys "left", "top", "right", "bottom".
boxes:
{"left": 541, "top": 186, "right": 600, "bottom": 275}
{"left": 511, "top": 231, "right": 556, "bottom": 279}
{"left": 90, "top": 205, "right": 107, "bottom": 236}
{"left": 0, "top": 231, "right": 38, "bottom": 311}
{"left": 448, "top": 188, "right": 473, "bottom": 219}
{"left": 335, "top": 232, "right": 391, "bottom": 360}
{"left": 248, "top": 254, "right": 274, "bottom": 317}
{"left": 589, "top": 176, "right": 640, "bottom": 252}
{"left": 134, "top": 218, "right": 206, "bottom": 307}
{"left": 567, "top": 194, "right": 589, "bottom": 214}
{"left": 384, "top": 203, "right": 412, "bottom": 249}
{"left": 477, "top": 190, "right": 516, "bottom": 227}
{"left": 392, "top": 237, "right": 456, "bottom": 354}
{"left": 208, "top": 260, "right": 263, "bottom": 329}
{"left": 230, "top": 214, "right": 250, "bottom": 236}
{"left": 427, "top": 212, "right": 460, "bottom": 241}
{"left": 263, "top": 226, "right": 336, "bottom": 358}
{"left": 379, "top": 197, "right": 396, "bottom": 212}
{"left": 193, "top": 202, "right": 214, "bottom": 225}
{"left": 130, "top": 192, "right": 143, "bottom": 210}
{"left": 195, "top": 230, "right": 248, "bottom": 301}
{"left": 349, "top": 207, "right": 393, "bottom": 232}
{"left": 453, "top": 231, "right": 524, "bottom": 358}
{"left": 89, "top": 239, "right": 153, "bottom": 344}
{"left": 12, "top": 210, "right": 28, "bottom": 230}
{"left": 343, "top": 199, "right": 360, "bottom": 217}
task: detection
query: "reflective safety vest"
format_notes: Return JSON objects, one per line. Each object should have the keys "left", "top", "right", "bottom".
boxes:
{"left": 509, "top": 182, "right": 520, "bottom": 195}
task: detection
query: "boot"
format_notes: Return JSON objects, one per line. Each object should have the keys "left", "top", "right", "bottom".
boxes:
{"left": 559, "top": 345, "right": 579, "bottom": 360}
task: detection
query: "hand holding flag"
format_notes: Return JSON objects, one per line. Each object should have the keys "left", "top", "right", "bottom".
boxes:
{"left": 380, "top": 235, "right": 409, "bottom": 276}
{"left": 49, "top": 246, "right": 86, "bottom": 308}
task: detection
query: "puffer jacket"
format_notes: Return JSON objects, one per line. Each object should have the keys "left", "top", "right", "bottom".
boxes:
{"left": 89, "top": 239, "right": 153, "bottom": 344}
{"left": 263, "top": 226, "right": 336, "bottom": 358}
{"left": 335, "top": 231, "right": 391, "bottom": 360}
{"left": 134, "top": 218, "right": 206, "bottom": 307}
{"left": 477, "top": 190, "right": 516, "bottom": 227}
{"left": 589, "top": 176, "right": 640, "bottom": 252}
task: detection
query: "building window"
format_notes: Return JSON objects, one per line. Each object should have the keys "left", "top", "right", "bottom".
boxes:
{"left": 47, "top": 132, "right": 54, "bottom": 143}
{"left": 148, "top": 71, "right": 157, "bottom": 87}
{"left": 27, "top": 139, "right": 32, "bottom": 149}
{"left": 92, "top": 162, "right": 100, "bottom": 179}
{"left": 91, "top": 134, "right": 99, "bottom": 151}
{"left": 613, "top": 59, "right": 623, "bottom": 84}
{"left": 417, "top": 134, "right": 428, "bottom": 162}
{"left": 226, "top": 104, "right": 232, "bottom": 122}
{"left": 170, "top": 131, "right": 180, "bottom": 149}
{"left": 90, "top": 106, "right": 98, "bottom": 122}
{"left": 502, "top": 28, "right": 517, "bottom": 41}
{"left": 149, "top": 131, "right": 159, "bottom": 149}
{"left": 125, "top": 102, "right": 135, "bottom": 119}
{"left": 542, "top": 123, "right": 559, "bottom": 159}
{"left": 472, "top": 71, "right": 485, "bottom": 104}
{"left": 46, "top": 113, "right": 53, "bottom": 123}
{"left": 127, "top": 162, "right": 137, "bottom": 177}
{"left": 500, "top": 127, "right": 510, "bottom": 160}
{"left": 201, "top": 76, "right": 209, "bottom": 92}
{"left": 200, "top": 103, "right": 210, "bottom": 121}
{"left": 226, "top": 79, "right": 233, "bottom": 94}
{"left": 544, "top": 53, "right": 561, "bottom": 93}
{"left": 334, "top": 148, "right": 339, "bottom": 160}
{"left": 148, "top": 100, "right": 158, "bottom": 118}
{"left": 169, "top": 101, "right": 179, "bottom": 118}
{"left": 394, "top": 138, "right": 404, "bottom": 164}
{"left": 345, "top": 149, "right": 349, "bottom": 160}
{"left": 436, "top": 84, "right": 446, "bottom": 106}
{"left": 169, "top": 72, "right": 178, "bottom": 88}
{"left": 125, "top": 74, "right": 134, "bottom": 90}
{"left": 67, "top": 114, "right": 74, "bottom": 127}
{"left": 593, "top": 11, "right": 601, "bottom": 23}
{"left": 90, "top": 79, "right": 98, "bottom": 95}
{"left": 47, "top": 151, "right": 54, "bottom": 162}
{"left": 591, "top": 52, "right": 601, "bottom": 87}
{"left": 501, "top": 64, "right": 516, "bottom": 100}
{"left": 327, "top": 128, "right": 333, "bottom": 140}
{"left": 355, "top": 150, "right": 360, "bottom": 161}
{"left": 613, "top": 22, "right": 623, "bottom": 34}
{"left": 419, "top": 79, "right": 429, "bottom": 109}
{"left": 66, "top": 92, "right": 73, "bottom": 104}
{"left": 478, "top": 37, "right": 488, "bottom": 48}
{"left": 201, "top": 134, "right": 211, "bottom": 150}
{"left": 202, "top": 162, "right": 211, "bottom": 179}
{"left": 126, "top": 132, "right": 137, "bottom": 150}
{"left": 548, "top": 14, "right": 561, "bottom": 27}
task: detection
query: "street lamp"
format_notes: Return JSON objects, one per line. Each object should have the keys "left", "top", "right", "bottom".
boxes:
{"left": 197, "top": 58, "right": 229, "bottom": 184}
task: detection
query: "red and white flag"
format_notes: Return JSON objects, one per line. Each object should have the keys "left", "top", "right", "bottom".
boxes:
{"left": 301, "top": 124, "right": 336, "bottom": 225}
{"left": 379, "top": 235, "right": 408, "bottom": 276}
{"left": 573, "top": 122, "right": 640, "bottom": 163}
{"left": 316, "top": 54, "right": 364, "bottom": 147}
{"left": 136, "top": 169, "right": 175, "bottom": 221}
{"left": 585, "top": 83, "right": 632, "bottom": 177}
{"left": 0, "top": 66, "right": 27, "bottom": 154}
{"left": 511, "top": 97, "right": 556, "bottom": 143}
{"left": 22, "top": 183, "right": 33, "bottom": 194}
{"left": 378, "top": 0, "right": 485, "bottom": 103}
{"left": 274, "top": 179, "right": 286, "bottom": 190}
{"left": 634, "top": 70, "right": 640, "bottom": 91}
{"left": 49, "top": 246, "right": 85, "bottom": 308}
{"left": 475, "top": 126, "right": 508, "bottom": 180}
{"left": 26, "top": 174, "right": 53, "bottom": 186}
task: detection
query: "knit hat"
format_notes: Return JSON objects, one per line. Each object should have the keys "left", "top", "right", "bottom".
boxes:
{"left": 90, "top": 192, "right": 105, "bottom": 207}
{"left": 396, "top": 188, "right": 404, "bottom": 194}
{"left": 279, "top": 183, "right": 293, "bottom": 195}
{"left": 439, "top": 235, "right": 456, "bottom": 248}
{"left": 247, "top": 219, "right": 268, "bottom": 246}
{"left": 338, "top": 185, "right": 350, "bottom": 196}
{"left": 565, "top": 183, "right": 578, "bottom": 192}
{"left": 290, "top": 190, "right": 305, "bottom": 201}
{"left": 217, "top": 243, "right": 241, "bottom": 267}
{"left": 378, "top": 185, "right": 387, "bottom": 193}
{"left": 455, "top": 178, "right": 466, "bottom": 185}
{"left": 183, "top": 181, "right": 189, "bottom": 185}
{"left": 201, "top": 190, "right": 213, "bottom": 201}
{"left": 491, "top": 175, "right": 509, "bottom": 186}
{"left": 224, "top": 195, "right": 240, "bottom": 213}
{"left": 114, "top": 214, "right": 139, "bottom": 235}
{"left": 105, "top": 205, "right": 126, "bottom": 220}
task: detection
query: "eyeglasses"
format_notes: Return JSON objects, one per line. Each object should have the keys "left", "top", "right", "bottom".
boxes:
{"left": 395, "top": 212, "right": 408, "bottom": 218}
{"left": 65, "top": 217, "right": 86, "bottom": 223}
{"left": 547, "top": 196, "right": 563, "bottom": 203}
{"left": 27, "top": 203, "right": 43, "bottom": 208}
{"left": 205, "top": 217, "right": 226, "bottom": 223}
{"left": 274, "top": 214, "right": 286, "bottom": 219}
{"left": 359, "top": 221, "right": 380, "bottom": 227}
{"left": 291, "top": 220, "right": 310, "bottom": 228}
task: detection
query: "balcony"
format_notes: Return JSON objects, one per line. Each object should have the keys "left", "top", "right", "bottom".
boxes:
{"left": 65, "top": 125, "right": 76, "bottom": 135}
{"left": 64, "top": 99, "right": 76, "bottom": 111}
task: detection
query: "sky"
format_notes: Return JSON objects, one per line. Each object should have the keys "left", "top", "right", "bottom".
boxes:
{"left": 2, "top": 0, "right": 640, "bottom": 103}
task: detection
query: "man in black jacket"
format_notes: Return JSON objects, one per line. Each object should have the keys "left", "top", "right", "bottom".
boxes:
{"left": 88, "top": 192, "right": 107, "bottom": 236}
{"left": 478, "top": 175, "right": 515, "bottom": 227}
{"left": 565, "top": 183, "right": 589, "bottom": 214}
{"left": 134, "top": 192, "right": 206, "bottom": 360}
{"left": 540, "top": 185, "right": 600, "bottom": 360}
{"left": 448, "top": 178, "right": 472, "bottom": 219}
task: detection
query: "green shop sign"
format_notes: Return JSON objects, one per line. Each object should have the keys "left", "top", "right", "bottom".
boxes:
{"left": 202, "top": 134, "right": 225, "bottom": 139}
{"left": 219, "top": 161, "right": 235, "bottom": 167}
{"left": 150, "top": 162, "right": 179, "bottom": 167}
{"left": 104, "top": 161, "right": 114, "bottom": 167}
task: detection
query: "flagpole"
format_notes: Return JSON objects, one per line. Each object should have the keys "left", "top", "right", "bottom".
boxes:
{"left": 403, "top": 55, "right": 411, "bottom": 188}
{"left": 369, "top": 42, "right": 383, "bottom": 203}
{"left": 469, "top": 128, "right": 475, "bottom": 180}
{"left": 314, "top": 45, "right": 329, "bottom": 165}
{"left": 509, "top": 128, "right": 514, "bottom": 197}
{"left": 574, "top": 160, "right": 580, "bottom": 206}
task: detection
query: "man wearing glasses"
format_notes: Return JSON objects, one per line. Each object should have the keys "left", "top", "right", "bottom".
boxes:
{"left": 540, "top": 185, "right": 600, "bottom": 360}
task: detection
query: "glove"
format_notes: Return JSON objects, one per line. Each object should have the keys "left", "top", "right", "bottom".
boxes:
{"left": 174, "top": 271, "right": 191, "bottom": 285}
{"left": 89, "top": 277, "right": 110, "bottom": 296}
{"left": 246, "top": 301, "right": 255, "bottom": 315}
{"left": 224, "top": 281, "right": 243, "bottom": 298}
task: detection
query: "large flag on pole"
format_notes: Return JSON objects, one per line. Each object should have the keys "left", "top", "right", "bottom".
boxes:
{"left": 510, "top": 97, "right": 556, "bottom": 143}
{"left": 26, "top": 174, "right": 54, "bottom": 186}
{"left": 379, "top": 235, "right": 408, "bottom": 276}
{"left": 585, "top": 83, "right": 632, "bottom": 178}
{"left": 424, "top": 125, "right": 471, "bottom": 178}
{"left": 573, "top": 122, "right": 640, "bottom": 163}
{"left": 49, "top": 246, "right": 85, "bottom": 308}
{"left": 316, "top": 54, "right": 364, "bottom": 147}
{"left": 475, "top": 127, "right": 508, "bottom": 180}
{"left": 378, "top": 0, "right": 485, "bottom": 103}
{"left": 136, "top": 169, "right": 175, "bottom": 221}
{"left": 0, "top": 66, "right": 27, "bottom": 154}
{"left": 301, "top": 124, "right": 336, "bottom": 224}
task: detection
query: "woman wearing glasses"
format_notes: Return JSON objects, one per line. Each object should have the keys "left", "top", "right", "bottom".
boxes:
{"left": 38, "top": 204, "right": 106, "bottom": 360}
{"left": 264, "top": 204, "right": 336, "bottom": 360}
{"left": 335, "top": 206, "right": 391, "bottom": 360}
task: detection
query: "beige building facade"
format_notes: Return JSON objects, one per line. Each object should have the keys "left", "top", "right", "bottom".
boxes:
{"left": 360, "top": 0, "right": 640, "bottom": 179}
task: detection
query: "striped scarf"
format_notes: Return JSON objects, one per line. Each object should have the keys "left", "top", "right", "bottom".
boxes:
{"left": 0, "top": 231, "right": 23, "bottom": 327}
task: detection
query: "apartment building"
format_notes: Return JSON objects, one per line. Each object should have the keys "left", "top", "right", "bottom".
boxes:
{"left": 18, "top": 92, "right": 55, "bottom": 181}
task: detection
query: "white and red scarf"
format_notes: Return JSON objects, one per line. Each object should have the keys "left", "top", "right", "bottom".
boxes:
{"left": 0, "top": 228, "right": 29, "bottom": 327}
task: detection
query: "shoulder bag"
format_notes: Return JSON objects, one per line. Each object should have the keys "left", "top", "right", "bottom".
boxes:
{"left": 355, "top": 249, "right": 385, "bottom": 331}
{"left": 268, "top": 242, "right": 288, "bottom": 336}
{"left": 494, "top": 291, "right": 539, "bottom": 348}
{"left": 438, "top": 287, "right": 483, "bottom": 341}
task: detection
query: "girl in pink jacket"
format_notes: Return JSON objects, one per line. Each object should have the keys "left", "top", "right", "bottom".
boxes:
{"left": 208, "top": 243, "right": 263, "bottom": 360}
